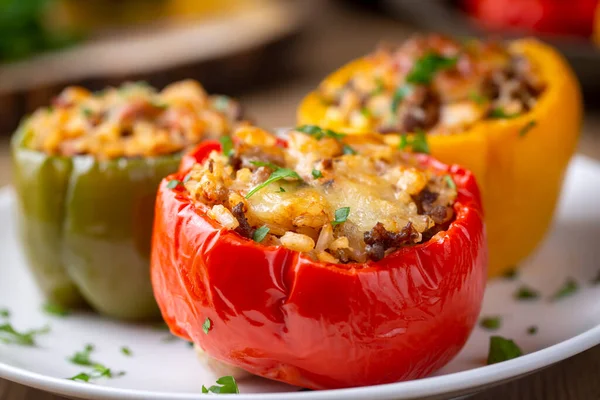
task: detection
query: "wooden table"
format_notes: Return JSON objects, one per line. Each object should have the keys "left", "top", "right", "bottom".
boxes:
{"left": 2, "top": 1, "right": 600, "bottom": 399}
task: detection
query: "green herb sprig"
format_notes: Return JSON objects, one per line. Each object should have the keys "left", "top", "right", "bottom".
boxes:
{"left": 202, "top": 376, "right": 239, "bottom": 394}
{"left": 42, "top": 302, "right": 70, "bottom": 317}
{"left": 406, "top": 53, "right": 458, "bottom": 85}
{"left": 331, "top": 207, "right": 350, "bottom": 226}
{"left": 0, "top": 323, "right": 49, "bottom": 346}
{"left": 203, "top": 318, "right": 212, "bottom": 335}
{"left": 252, "top": 226, "right": 270, "bottom": 243}
{"left": 245, "top": 167, "right": 302, "bottom": 199}
{"left": 219, "top": 136, "right": 234, "bottom": 157}
{"left": 480, "top": 316, "right": 501, "bottom": 331}
{"left": 487, "top": 336, "right": 523, "bottom": 365}
{"left": 399, "top": 130, "right": 430, "bottom": 154}
{"left": 551, "top": 278, "right": 578, "bottom": 301}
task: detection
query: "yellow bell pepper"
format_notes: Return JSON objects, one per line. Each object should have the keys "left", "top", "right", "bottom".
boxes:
{"left": 297, "top": 39, "right": 582, "bottom": 277}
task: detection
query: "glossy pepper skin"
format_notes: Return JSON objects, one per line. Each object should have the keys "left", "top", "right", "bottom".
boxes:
{"left": 151, "top": 141, "right": 487, "bottom": 389}
{"left": 297, "top": 39, "right": 582, "bottom": 278}
{"left": 11, "top": 125, "right": 179, "bottom": 320}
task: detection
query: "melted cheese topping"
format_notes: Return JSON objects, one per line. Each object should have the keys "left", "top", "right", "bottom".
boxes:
{"left": 184, "top": 126, "right": 457, "bottom": 263}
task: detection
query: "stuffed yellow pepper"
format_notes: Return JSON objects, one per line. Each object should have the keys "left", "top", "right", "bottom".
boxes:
{"left": 12, "top": 80, "right": 246, "bottom": 319}
{"left": 298, "top": 35, "right": 582, "bottom": 277}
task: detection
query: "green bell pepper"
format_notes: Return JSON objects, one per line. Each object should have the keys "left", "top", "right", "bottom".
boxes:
{"left": 11, "top": 123, "right": 180, "bottom": 320}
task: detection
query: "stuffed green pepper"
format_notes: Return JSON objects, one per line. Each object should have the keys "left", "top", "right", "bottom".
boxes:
{"left": 11, "top": 80, "right": 245, "bottom": 320}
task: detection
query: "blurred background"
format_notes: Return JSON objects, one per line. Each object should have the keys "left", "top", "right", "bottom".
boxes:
{"left": 2, "top": 0, "right": 600, "bottom": 184}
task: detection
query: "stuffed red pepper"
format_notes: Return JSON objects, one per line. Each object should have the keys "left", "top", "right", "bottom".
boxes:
{"left": 151, "top": 126, "right": 487, "bottom": 389}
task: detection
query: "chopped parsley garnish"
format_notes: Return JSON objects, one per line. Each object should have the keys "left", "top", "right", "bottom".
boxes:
{"left": 479, "top": 316, "right": 501, "bottom": 330}
{"left": 166, "top": 179, "right": 183, "bottom": 190}
{"left": 399, "top": 130, "right": 430, "bottom": 154}
{"left": 0, "top": 309, "right": 9, "bottom": 319}
{"left": 331, "top": 207, "right": 350, "bottom": 226}
{"left": 487, "top": 336, "right": 523, "bottom": 365}
{"left": 551, "top": 278, "right": 578, "bottom": 301}
{"left": 213, "top": 96, "right": 230, "bottom": 111}
{"left": 151, "top": 100, "right": 169, "bottom": 110}
{"left": 69, "top": 373, "right": 92, "bottom": 382}
{"left": 278, "top": 187, "right": 286, "bottom": 193}
{"left": 0, "top": 323, "right": 49, "bottom": 346}
{"left": 360, "top": 107, "right": 371, "bottom": 118}
{"left": 444, "top": 175, "right": 456, "bottom": 190}
{"left": 80, "top": 107, "right": 93, "bottom": 118}
{"left": 514, "top": 285, "right": 540, "bottom": 300}
{"left": 295, "top": 125, "right": 346, "bottom": 140}
{"left": 183, "top": 173, "right": 192, "bottom": 183}
{"left": 312, "top": 169, "right": 323, "bottom": 179}
{"left": 391, "top": 85, "right": 413, "bottom": 112}
{"left": 253, "top": 226, "right": 270, "bottom": 243}
{"left": 69, "top": 367, "right": 124, "bottom": 383}
{"left": 202, "top": 376, "right": 239, "bottom": 394}
{"left": 67, "top": 344, "right": 125, "bottom": 382}
{"left": 342, "top": 144, "right": 357, "bottom": 155}
{"left": 502, "top": 267, "right": 518, "bottom": 280}
{"left": 219, "top": 136, "right": 234, "bottom": 157}
{"left": 202, "top": 318, "right": 212, "bottom": 335}
{"left": 527, "top": 326, "right": 538, "bottom": 335}
{"left": 121, "top": 346, "right": 132, "bottom": 356}
{"left": 519, "top": 120, "right": 537, "bottom": 137}
{"left": 371, "top": 77, "right": 385, "bottom": 96}
{"left": 42, "top": 302, "right": 70, "bottom": 317}
{"left": 69, "top": 344, "right": 96, "bottom": 366}
{"left": 468, "top": 91, "right": 487, "bottom": 105}
{"left": 245, "top": 168, "right": 302, "bottom": 199}
{"left": 488, "top": 107, "right": 520, "bottom": 119}
{"left": 406, "top": 53, "right": 458, "bottom": 85}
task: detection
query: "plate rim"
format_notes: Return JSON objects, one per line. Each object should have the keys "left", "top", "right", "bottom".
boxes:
{"left": 1, "top": 154, "right": 599, "bottom": 400}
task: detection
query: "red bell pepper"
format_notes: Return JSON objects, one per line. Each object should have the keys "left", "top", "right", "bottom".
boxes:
{"left": 151, "top": 141, "right": 487, "bottom": 389}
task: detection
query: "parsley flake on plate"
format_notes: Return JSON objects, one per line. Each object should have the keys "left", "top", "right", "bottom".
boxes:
{"left": 0, "top": 323, "right": 49, "bottom": 346}
{"left": 202, "top": 375, "right": 239, "bottom": 394}
{"left": 67, "top": 344, "right": 125, "bottom": 382}
{"left": 514, "top": 285, "right": 540, "bottom": 301}
{"left": 479, "top": 316, "right": 501, "bottom": 330}
{"left": 551, "top": 277, "right": 579, "bottom": 301}
{"left": 0, "top": 308, "right": 9, "bottom": 319}
{"left": 312, "top": 169, "right": 323, "bottom": 179}
{"left": 68, "top": 344, "right": 96, "bottom": 366}
{"left": 121, "top": 346, "right": 132, "bottom": 356}
{"left": 527, "top": 326, "right": 538, "bottom": 335}
{"left": 42, "top": 302, "right": 70, "bottom": 317}
{"left": 487, "top": 336, "right": 523, "bottom": 365}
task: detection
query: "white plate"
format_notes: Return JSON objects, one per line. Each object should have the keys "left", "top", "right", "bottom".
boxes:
{"left": 1, "top": 155, "right": 600, "bottom": 400}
